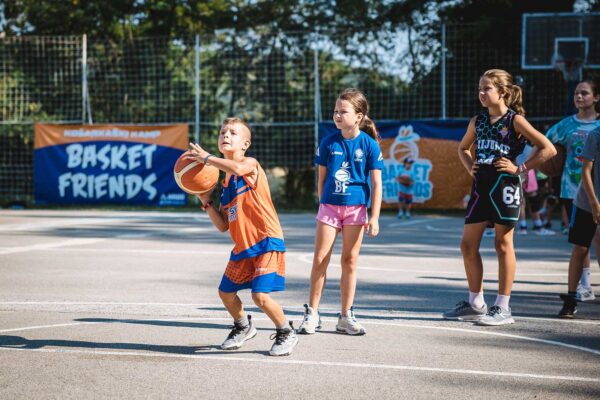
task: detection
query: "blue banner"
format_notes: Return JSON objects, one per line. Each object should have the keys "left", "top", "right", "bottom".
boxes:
{"left": 34, "top": 124, "right": 189, "bottom": 206}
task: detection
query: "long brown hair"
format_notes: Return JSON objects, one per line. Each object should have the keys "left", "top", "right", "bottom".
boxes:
{"left": 337, "top": 88, "right": 380, "bottom": 141}
{"left": 481, "top": 69, "right": 525, "bottom": 116}
{"left": 579, "top": 79, "right": 600, "bottom": 114}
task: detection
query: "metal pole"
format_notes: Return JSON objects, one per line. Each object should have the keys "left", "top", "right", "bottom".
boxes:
{"left": 441, "top": 23, "right": 447, "bottom": 120}
{"left": 82, "top": 34, "right": 87, "bottom": 123}
{"left": 194, "top": 34, "right": 201, "bottom": 144}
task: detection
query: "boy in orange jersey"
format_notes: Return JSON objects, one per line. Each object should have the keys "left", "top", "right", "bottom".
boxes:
{"left": 187, "top": 118, "right": 298, "bottom": 356}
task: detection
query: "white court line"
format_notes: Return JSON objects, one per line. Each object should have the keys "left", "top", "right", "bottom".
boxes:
{"left": 0, "top": 322, "right": 101, "bottom": 333}
{"left": 387, "top": 217, "right": 450, "bottom": 228}
{"left": 35, "top": 248, "right": 227, "bottom": 255}
{"left": 0, "top": 317, "right": 599, "bottom": 381}
{"left": 0, "top": 233, "right": 156, "bottom": 255}
{"left": 2, "top": 301, "right": 600, "bottom": 327}
{"left": 0, "top": 238, "right": 107, "bottom": 255}
{"left": 0, "top": 346, "right": 598, "bottom": 383}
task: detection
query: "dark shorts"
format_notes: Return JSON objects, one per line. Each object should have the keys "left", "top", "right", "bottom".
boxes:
{"left": 568, "top": 206, "right": 598, "bottom": 248}
{"left": 398, "top": 192, "right": 414, "bottom": 205}
{"left": 527, "top": 192, "right": 542, "bottom": 213}
{"left": 465, "top": 165, "right": 522, "bottom": 227}
{"left": 561, "top": 198, "right": 574, "bottom": 220}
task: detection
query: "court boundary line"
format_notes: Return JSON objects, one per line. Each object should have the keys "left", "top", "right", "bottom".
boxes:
{"left": 1, "top": 316, "right": 599, "bottom": 357}
{"left": 0, "top": 346, "right": 598, "bottom": 383}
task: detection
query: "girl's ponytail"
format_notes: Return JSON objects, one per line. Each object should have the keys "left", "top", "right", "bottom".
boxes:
{"left": 481, "top": 69, "right": 526, "bottom": 116}
{"left": 508, "top": 85, "right": 526, "bottom": 116}
{"left": 337, "top": 88, "right": 380, "bottom": 142}
{"left": 580, "top": 79, "right": 600, "bottom": 114}
{"left": 360, "top": 115, "right": 380, "bottom": 142}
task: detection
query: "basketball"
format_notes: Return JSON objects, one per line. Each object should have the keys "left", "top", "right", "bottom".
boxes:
{"left": 538, "top": 144, "right": 566, "bottom": 178}
{"left": 173, "top": 151, "right": 220, "bottom": 194}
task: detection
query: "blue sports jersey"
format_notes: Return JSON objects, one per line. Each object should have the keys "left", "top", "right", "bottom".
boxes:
{"left": 315, "top": 131, "right": 384, "bottom": 206}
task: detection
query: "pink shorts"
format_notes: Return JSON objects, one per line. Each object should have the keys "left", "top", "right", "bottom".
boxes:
{"left": 316, "top": 204, "right": 368, "bottom": 230}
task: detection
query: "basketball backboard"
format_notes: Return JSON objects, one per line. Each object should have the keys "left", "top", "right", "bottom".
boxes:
{"left": 521, "top": 12, "right": 600, "bottom": 70}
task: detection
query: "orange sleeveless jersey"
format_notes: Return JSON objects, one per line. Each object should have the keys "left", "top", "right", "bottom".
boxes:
{"left": 219, "top": 163, "right": 285, "bottom": 261}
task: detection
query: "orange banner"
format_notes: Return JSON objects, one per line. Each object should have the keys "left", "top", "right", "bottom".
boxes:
{"left": 35, "top": 124, "right": 189, "bottom": 150}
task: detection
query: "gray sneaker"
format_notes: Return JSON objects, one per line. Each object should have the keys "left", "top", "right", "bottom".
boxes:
{"left": 442, "top": 301, "right": 487, "bottom": 321}
{"left": 269, "top": 322, "right": 298, "bottom": 356}
{"left": 336, "top": 307, "right": 366, "bottom": 335}
{"left": 477, "top": 305, "right": 515, "bottom": 326}
{"left": 221, "top": 315, "right": 257, "bottom": 350}
{"left": 297, "top": 304, "right": 322, "bottom": 334}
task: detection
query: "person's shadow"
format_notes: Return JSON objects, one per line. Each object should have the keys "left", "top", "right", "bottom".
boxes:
{"left": 0, "top": 318, "right": 274, "bottom": 356}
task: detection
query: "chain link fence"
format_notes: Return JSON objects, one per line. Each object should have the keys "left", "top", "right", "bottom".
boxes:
{"left": 1, "top": 22, "right": 597, "bottom": 207}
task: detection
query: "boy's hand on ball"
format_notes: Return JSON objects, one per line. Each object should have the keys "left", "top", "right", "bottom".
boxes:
{"left": 493, "top": 157, "right": 518, "bottom": 175}
{"left": 188, "top": 142, "right": 210, "bottom": 162}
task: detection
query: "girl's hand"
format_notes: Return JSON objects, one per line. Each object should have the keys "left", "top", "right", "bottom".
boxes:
{"left": 493, "top": 157, "right": 518, "bottom": 175}
{"left": 592, "top": 202, "right": 600, "bottom": 225}
{"left": 469, "top": 162, "right": 479, "bottom": 177}
{"left": 188, "top": 142, "right": 210, "bottom": 163}
{"left": 366, "top": 218, "right": 379, "bottom": 237}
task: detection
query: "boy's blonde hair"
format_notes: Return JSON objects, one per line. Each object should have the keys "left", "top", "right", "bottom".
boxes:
{"left": 222, "top": 117, "right": 252, "bottom": 141}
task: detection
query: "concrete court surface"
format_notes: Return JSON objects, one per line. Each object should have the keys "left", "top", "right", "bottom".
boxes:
{"left": 0, "top": 209, "right": 599, "bottom": 399}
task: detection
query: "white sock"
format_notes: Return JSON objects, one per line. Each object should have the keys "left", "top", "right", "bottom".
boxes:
{"left": 277, "top": 319, "right": 290, "bottom": 330}
{"left": 494, "top": 295, "right": 510, "bottom": 310}
{"left": 519, "top": 220, "right": 526, "bottom": 229}
{"left": 580, "top": 267, "right": 591, "bottom": 288}
{"left": 533, "top": 219, "right": 543, "bottom": 228}
{"left": 469, "top": 291, "right": 485, "bottom": 309}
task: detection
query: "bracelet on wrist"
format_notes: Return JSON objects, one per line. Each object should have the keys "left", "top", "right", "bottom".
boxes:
{"left": 201, "top": 200, "right": 214, "bottom": 211}
{"left": 204, "top": 154, "right": 215, "bottom": 164}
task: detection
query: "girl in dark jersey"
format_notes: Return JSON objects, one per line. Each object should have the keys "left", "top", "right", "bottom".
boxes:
{"left": 443, "top": 69, "right": 556, "bottom": 326}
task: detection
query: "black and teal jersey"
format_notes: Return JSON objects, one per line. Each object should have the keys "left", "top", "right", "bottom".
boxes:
{"left": 475, "top": 109, "right": 526, "bottom": 165}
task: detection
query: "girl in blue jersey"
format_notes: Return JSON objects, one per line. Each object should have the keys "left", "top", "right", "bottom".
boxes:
{"left": 443, "top": 69, "right": 556, "bottom": 326}
{"left": 298, "top": 89, "right": 383, "bottom": 335}
{"left": 546, "top": 79, "right": 600, "bottom": 301}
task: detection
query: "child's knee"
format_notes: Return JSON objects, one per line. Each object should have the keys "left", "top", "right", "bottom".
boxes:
{"left": 341, "top": 253, "right": 359, "bottom": 270}
{"left": 251, "top": 292, "right": 271, "bottom": 308}
{"left": 494, "top": 237, "right": 513, "bottom": 255}
{"left": 572, "top": 244, "right": 589, "bottom": 258}
{"left": 460, "top": 239, "right": 478, "bottom": 257}
{"left": 218, "top": 289, "right": 236, "bottom": 303}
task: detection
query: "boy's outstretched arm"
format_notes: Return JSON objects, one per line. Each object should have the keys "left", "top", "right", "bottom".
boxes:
{"left": 197, "top": 191, "right": 229, "bottom": 232}
{"left": 188, "top": 143, "right": 257, "bottom": 176}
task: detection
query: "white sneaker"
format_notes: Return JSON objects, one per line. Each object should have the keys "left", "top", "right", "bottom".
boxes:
{"left": 269, "top": 322, "right": 298, "bottom": 356}
{"left": 336, "top": 307, "right": 366, "bottom": 335}
{"left": 533, "top": 227, "right": 555, "bottom": 236}
{"left": 477, "top": 305, "right": 515, "bottom": 326}
{"left": 576, "top": 284, "right": 596, "bottom": 302}
{"left": 297, "top": 304, "right": 322, "bottom": 334}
